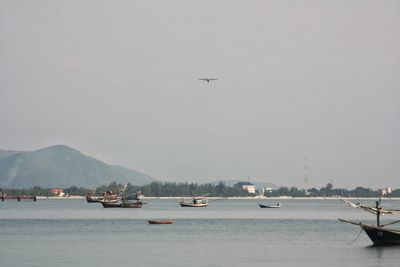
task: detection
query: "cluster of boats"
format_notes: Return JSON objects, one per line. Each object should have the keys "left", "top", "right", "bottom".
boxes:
{"left": 87, "top": 189, "right": 400, "bottom": 245}
{"left": 86, "top": 190, "right": 143, "bottom": 208}
{"left": 87, "top": 191, "right": 281, "bottom": 209}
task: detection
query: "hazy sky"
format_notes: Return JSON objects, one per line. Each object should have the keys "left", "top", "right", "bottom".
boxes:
{"left": 1, "top": 1, "right": 399, "bottom": 189}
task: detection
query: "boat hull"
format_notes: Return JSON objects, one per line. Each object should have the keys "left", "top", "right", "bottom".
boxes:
{"left": 258, "top": 203, "right": 281, "bottom": 208}
{"left": 362, "top": 225, "right": 400, "bottom": 246}
{"left": 86, "top": 196, "right": 103, "bottom": 203}
{"left": 179, "top": 202, "right": 207, "bottom": 207}
{"left": 101, "top": 201, "right": 122, "bottom": 208}
{"left": 147, "top": 220, "right": 174, "bottom": 224}
{"left": 101, "top": 201, "right": 142, "bottom": 208}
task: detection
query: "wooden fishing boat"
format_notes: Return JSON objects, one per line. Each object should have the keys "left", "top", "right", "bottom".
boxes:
{"left": 101, "top": 199, "right": 143, "bottom": 208}
{"left": 147, "top": 219, "right": 175, "bottom": 224}
{"left": 178, "top": 194, "right": 208, "bottom": 207}
{"left": 258, "top": 203, "right": 281, "bottom": 208}
{"left": 339, "top": 199, "right": 400, "bottom": 246}
{"left": 101, "top": 189, "right": 143, "bottom": 208}
{"left": 86, "top": 195, "right": 103, "bottom": 203}
{"left": 101, "top": 200, "right": 122, "bottom": 208}
{"left": 121, "top": 198, "right": 143, "bottom": 208}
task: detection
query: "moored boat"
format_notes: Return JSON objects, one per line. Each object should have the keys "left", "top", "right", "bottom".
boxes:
{"left": 101, "top": 190, "right": 143, "bottom": 208}
{"left": 101, "top": 201, "right": 122, "bottom": 208}
{"left": 178, "top": 194, "right": 208, "bottom": 207}
{"left": 339, "top": 199, "right": 400, "bottom": 246}
{"left": 258, "top": 203, "right": 281, "bottom": 208}
{"left": 147, "top": 219, "right": 175, "bottom": 224}
{"left": 101, "top": 199, "right": 143, "bottom": 208}
{"left": 86, "top": 195, "right": 103, "bottom": 203}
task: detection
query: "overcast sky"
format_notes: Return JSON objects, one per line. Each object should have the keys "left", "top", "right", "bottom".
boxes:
{"left": 1, "top": 1, "right": 399, "bottom": 189}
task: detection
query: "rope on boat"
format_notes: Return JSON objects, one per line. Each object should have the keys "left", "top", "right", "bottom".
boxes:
{"left": 380, "top": 219, "right": 400, "bottom": 228}
{"left": 347, "top": 228, "right": 363, "bottom": 245}
{"left": 208, "top": 198, "right": 225, "bottom": 203}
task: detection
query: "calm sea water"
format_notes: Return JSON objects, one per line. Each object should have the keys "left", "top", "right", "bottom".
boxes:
{"left": 1, "top": 199, "right": 399, "bottom": 267}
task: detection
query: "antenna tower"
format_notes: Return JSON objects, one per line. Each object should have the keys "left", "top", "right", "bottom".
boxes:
{"left": 303, "top": 155, "right": 310, "bottom": 190}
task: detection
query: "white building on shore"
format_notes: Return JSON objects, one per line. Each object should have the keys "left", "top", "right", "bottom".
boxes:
{"left": 238, "top": 181, "right": 256, "bottom": 194}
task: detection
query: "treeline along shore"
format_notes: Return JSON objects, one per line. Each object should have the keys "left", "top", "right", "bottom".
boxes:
{"left": 1, "top": 181, "right": 400, "bottom": 198}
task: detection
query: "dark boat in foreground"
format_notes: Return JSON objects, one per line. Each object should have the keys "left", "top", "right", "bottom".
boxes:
{"left": 258, "top": 203, "right": 281, "bottom": 208}
{"left": 147, "top": 220, "right": 175, "bottom": 224}
{"left": 339, "top": 199, "right": 400, "bottom": 246}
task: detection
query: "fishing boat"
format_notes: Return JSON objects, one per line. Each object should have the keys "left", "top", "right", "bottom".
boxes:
{"left": 178, "top": 194, "right": 209, "bottom": 207}
{"left": 102, "top": 190, "right": 120, "bottom": 202}
{"left": 101, "top": 200, "right": 122, "bottom": 208}
{"left": 101, "top": 198, "right": 143, "bottom": 208}
{"left": 147, "top": 219, "right": 175, "bottom": 224}
{"left": 339, "top": 199, "right": 400, "bottom": 246}
{"left": 258, "top": 203, "right": 281, "bottom": 208}
{"left": 101, "top": 190, "right": 143, "bottom": 208}
{"left": 85, "top": 192, "right": 103, "bottom": 203}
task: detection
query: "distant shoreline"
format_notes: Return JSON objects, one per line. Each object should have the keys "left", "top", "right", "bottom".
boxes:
{"left": 35, "top": 196, "right": 400, "bottom": 200}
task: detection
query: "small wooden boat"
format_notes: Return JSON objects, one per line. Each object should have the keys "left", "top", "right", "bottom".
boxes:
{"left": 258, "top": 203, "right": 281, "bottom": 208}
{"left": 340, "top": 199, "right": 400, "bottom": 246}
{"left": 147, "top": 220, "right": 175, "bottom": 224}
{"left": 178, "top": 194, "right": 208, "bottom": 207}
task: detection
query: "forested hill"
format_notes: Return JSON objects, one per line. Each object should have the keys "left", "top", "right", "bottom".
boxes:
{"left": 0, "top": 145, "right": 156, "bottom": 188}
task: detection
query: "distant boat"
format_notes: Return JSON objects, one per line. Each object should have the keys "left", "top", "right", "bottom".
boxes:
{"left": 101, "top": 190, "right": 143, "bottom": 208}
{"left": 1, "top": 195, "right": 37, "bottom": 201}
{"left": 101, "top": 198, "right": 143, "bottom": 208}
{"left": 258, "top": 203, "right": 281, "bottom": 208}
{"left": 339, "top": 199, "right": 400, "bottom": 246}
{"left": 178, "top": 194, "right": 209, "bottom": 207}
{"left": 147, "top": 220, "right": 175, "bottom": 224}
{"left": 85, "top": 194, "right": 103, "bottom": 203}
{"left": 102, "top": 190, "right": 120, "bottom": 202}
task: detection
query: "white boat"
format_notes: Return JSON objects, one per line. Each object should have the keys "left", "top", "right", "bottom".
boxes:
{"left": 178, "top": 194, "right": 208, "bottom": 207}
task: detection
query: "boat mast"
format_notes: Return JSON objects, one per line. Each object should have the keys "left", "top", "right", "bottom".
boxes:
{"left": 376, "top": 198, "right": 381, "bottom": 227}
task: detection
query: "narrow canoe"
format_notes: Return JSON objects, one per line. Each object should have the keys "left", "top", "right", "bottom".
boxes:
{"left": 147, "top": 220, "right": 175, "bottom": 224}
{"left": 258, "top": 203, "right": 281, "bottom": 208}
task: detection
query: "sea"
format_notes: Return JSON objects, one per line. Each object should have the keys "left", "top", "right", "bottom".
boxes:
{"left": 1, "top": 198, "right": 399, "bottom": 267}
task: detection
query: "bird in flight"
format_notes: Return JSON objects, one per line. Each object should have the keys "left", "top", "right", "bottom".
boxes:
{"left": 199, "top": 78, "right": 218, "bottom": 83}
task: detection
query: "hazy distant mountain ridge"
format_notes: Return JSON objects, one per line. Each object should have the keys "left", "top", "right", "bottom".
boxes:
{"left": 0, "top": 145, "right": 156, "bottom": 188}
{"left": 0, "top": 149, "right": 23, "bottom": 161}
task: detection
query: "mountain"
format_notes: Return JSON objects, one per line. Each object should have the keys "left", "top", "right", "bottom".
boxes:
{"left": 0, "top": 145, "right": 156, "bottom": 188}
{"left": 0, "top": 149, "right": 22, "bottom": 161}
